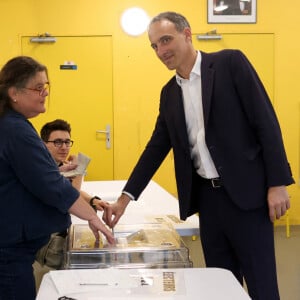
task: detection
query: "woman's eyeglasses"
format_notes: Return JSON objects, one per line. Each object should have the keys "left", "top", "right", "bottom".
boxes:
{"left": 46, "top": 139, "right": 74, "bottom": 148}
{"left": 23, "top": 83, "right": 50, "bottom": 96}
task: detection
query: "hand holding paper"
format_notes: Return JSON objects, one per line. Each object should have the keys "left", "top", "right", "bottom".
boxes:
{"left": 61, "top": 152, "right": 91, "bottom": 177}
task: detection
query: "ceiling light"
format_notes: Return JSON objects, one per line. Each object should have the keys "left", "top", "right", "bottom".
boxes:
{"left": 120, "top": 7, "right": 150, "bottom": 37}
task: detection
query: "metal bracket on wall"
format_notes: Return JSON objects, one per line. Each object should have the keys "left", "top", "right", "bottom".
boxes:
{"left": 197, "top": 29, "right": 222, "bottom": 40}
{"left": 30, "top": 33, "right": 56, "bottom": 43}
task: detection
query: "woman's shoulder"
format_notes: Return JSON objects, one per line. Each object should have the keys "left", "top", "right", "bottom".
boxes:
{"left": 1, "top": 110, "right": 25, "bottom": 125}
{"left": 1, "top": 110, "right": 37, "bottom": 143}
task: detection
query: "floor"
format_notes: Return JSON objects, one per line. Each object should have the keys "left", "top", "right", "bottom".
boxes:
{"left": 34, "top": 225, "right": 300, "bottom": 299}
{"left": 274, "top": 226, "right": 300, "bottom": 300}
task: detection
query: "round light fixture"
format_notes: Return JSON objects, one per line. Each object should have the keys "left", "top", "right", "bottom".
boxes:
{"left": 120, "top": 7, "right": 150, "bottom": 36}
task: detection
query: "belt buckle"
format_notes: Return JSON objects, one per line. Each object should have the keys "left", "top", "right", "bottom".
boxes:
{"left": 211, "top": 178, "right": 221, "bottom": 188}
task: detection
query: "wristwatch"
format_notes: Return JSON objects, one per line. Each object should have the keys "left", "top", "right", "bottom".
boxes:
{"left": 89, "top": 195, "right": 101, "bottom": 212}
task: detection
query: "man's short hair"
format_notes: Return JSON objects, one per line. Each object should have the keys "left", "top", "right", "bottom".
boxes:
{"left": 40, "top": 119, "right": 71, "bottom": 142}
{"left": 149, "top": 11, "right": 191, "bottom": 32}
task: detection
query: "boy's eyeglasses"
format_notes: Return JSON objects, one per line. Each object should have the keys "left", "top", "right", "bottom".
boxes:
{"left": 46, "top": 139, "right": 74, "bottom": 148}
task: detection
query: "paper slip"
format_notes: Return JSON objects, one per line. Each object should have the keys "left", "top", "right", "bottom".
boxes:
{"left": 49, "top": 269, "right": 138, "bottom": 295}
{"left": 61, "top": 152, "right": 91, "bottom": 177}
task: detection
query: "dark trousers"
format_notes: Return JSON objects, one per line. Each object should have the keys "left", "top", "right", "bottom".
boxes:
{"left": 0, "top": 236, "right": 49, "bottom": 300}
{"left": 194, "top": 174, "right": 280, "bottom": 300}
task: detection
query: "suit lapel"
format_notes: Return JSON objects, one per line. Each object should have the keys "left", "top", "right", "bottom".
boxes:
{"left": 200, "top": 52, "right": 215, "bottom": 127}
{"left": 167, "top": 79, "right": 190, "bottom": 153}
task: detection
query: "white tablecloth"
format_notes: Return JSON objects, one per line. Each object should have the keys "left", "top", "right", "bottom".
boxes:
{"left": 73, "top": 180, "right": 199, "bottom": 237}
{"left": 36, "top": 268, "right": 251, "bottom": 300}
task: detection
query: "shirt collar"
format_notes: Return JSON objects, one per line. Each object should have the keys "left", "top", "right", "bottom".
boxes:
{"left": 176, "top": 51, "right": 202, "bottom": 86}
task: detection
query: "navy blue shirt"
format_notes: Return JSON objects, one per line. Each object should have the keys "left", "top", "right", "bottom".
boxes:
{"left": 0, "top": 110, "right": 79, "bottom": 246}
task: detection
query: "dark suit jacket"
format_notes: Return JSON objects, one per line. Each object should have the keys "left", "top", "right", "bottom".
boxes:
{"left": 124, "top": 49, "right": 294, "bottom": 220}
{"left": 0, "top": 110, "right": 79, "bottom": 247}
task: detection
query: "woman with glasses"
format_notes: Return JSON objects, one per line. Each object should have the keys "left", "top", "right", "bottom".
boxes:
{"left": 0, "top": 56, "right": 115, "bottom": 300}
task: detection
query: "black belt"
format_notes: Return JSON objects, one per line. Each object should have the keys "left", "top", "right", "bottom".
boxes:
{"left": 202, "top": 177, "right": 222, "bottom": 188}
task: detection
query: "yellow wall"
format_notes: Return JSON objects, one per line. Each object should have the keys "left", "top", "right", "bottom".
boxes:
{"left": 1, "top": 1, "right": 299, "bottom": 225}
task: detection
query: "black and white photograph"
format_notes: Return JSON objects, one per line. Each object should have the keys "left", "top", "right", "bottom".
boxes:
{"left": 208, "top": 0, "right": 257, "bottom": 23}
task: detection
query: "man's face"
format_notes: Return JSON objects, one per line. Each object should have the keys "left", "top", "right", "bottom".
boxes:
{"left": 148, "top": 19, "right": 192, "bottom": 71}
{"left": 45, "top": 130, "right": 71, "bottom": 164}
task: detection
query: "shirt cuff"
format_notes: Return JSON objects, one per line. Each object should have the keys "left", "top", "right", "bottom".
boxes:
{"left": 122, "top": 191, "right": 135, "bottom": 200}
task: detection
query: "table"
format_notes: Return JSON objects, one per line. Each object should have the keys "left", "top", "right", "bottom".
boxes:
{"left": 72, "top": 180, "right": 199, "bottom": 237}
{"left": 36, "top": 267, "right": 251, "bottom": 300}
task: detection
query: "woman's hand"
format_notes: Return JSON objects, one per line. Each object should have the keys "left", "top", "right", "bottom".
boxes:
{"left": 91, "top": 199, "right": 111, "bottom": 212}
{"left": 69, "top": 196, "right": 115, "bottom": 245}
{"left": 88, "top": 215, "right": 115, "bottom": 245}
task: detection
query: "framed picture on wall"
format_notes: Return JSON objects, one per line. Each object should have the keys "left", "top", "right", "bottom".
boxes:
{"left": 208, "top": 0, "right": 257, "bottom": 23}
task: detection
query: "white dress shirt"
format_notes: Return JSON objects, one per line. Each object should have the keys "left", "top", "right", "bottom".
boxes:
{"left": 176, "top": 51, "right": 219, "bottom": 179}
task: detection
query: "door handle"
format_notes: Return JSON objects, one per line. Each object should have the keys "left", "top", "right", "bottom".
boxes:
{"left": 96, "top": 124, "right": 111, "bottom": 149}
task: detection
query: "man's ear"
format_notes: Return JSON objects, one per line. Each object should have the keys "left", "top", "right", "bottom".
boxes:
{"left": 183, "top": 27, "right": 192, "bottom": 41}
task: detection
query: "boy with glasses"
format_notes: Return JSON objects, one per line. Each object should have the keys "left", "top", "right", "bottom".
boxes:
{"left": 35, "top": 119, "right": 105, "bottom": 271}
{"left": 40, "top": 119, "right": 104, "bottom": 209}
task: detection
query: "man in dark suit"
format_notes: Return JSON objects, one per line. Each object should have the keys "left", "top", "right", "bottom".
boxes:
{"left": 104, "top": 11, "right": 294, "bottom": 299}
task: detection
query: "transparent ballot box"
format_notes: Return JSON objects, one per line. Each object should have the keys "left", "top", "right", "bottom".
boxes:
{"left": 64, "top": 223, "right": 193, "bottom": 269}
